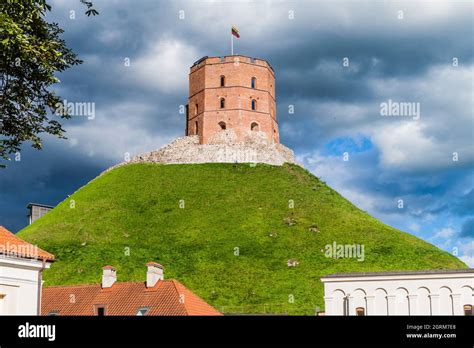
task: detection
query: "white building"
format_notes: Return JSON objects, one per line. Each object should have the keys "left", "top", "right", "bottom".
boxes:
{"left": 0, "top": 226, "right": 55, "bottom": 315}
{"left": 321, "top": 269, "right": 474, "bottom": 316}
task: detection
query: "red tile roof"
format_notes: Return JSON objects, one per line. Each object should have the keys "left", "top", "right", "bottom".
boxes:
{"left": 0, "top": 225, "right": 55, "bottom": 261}
{"left": 41, "top": 280, "right": 222, "bottom": 316}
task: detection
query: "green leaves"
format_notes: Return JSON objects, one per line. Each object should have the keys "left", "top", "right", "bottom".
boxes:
{"left": 0, "top": 0, "right": 97, "bottom": 167}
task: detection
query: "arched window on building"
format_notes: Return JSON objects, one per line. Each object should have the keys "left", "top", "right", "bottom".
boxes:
{"left": 220, "top": 75, "right": 225, "bottom": 87}
{"left": 464, "top": 305, "right": 473, "bottom": 316}
{"left": 194, "top": 103, "right": 198, "bottom": 115}
{"left": 220, "top": 98, "right": 225, "bottom": 109}
{"left": 218, "top": 121, "right": 226, "bottom": 130}
{"left": 195, "top": 121, "right": 198, "bottom": 134}
{"left": 251, "top": 99, "right": 257, "bottom": 111}
{"left": 251, "top": 77, "right": 256, "bottom": 89}
{"left": 251, "top": 122, "right": 259, "bottom": 131}
{"left": 356, "top": 307, "right": 365, "bottom": 316}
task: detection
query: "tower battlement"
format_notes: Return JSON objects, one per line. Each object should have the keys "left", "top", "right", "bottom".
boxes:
{"left": 186, "top": 55, "right": 279, "bottom": 144}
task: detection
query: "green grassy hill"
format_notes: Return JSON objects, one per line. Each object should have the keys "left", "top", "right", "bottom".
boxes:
{"left": 18, "top": 163, "right": 466, "bottom": 314}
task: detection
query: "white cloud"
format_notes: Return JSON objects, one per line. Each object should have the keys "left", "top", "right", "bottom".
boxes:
{"left": 129, "top": 38, "right": 199, "bottom": 93}
{"left": 459, "top": 255, "right": 474, "bottom": 267}
{"left": 63, "top": 101, "right": 177, "bottom": 162}
{"left": 433, "top": 227, "right": 455, "bottom": 239}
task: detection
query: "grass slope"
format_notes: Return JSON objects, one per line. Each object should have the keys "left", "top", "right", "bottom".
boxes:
{"left": 18, "top": 163, "right": 466, "bottom": 314}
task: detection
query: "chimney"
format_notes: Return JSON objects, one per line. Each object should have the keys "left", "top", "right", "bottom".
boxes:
{"left": 146, "top": 262, "right": 163, "bottom": 288}
{"left": 101, "top": 265, "right": 117, "bottom": 288}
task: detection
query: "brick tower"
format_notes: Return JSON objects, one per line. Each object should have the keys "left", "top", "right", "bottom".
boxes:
{"left": 186, "top": 55, "right": 279, "bottom": 144}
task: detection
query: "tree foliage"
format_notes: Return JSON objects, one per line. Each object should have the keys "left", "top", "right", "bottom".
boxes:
{"left": 0, "top": 0, "right": 98, "bottom": 167}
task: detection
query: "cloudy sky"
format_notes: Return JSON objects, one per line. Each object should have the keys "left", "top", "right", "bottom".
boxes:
{"left": 1, "top": 0, "right": 473, "bottom": 266}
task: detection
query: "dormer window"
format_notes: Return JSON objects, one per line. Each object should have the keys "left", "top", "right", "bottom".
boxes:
{"left": 95, "top": 305, "right": 107, "bottom": 316}
{"left": 465, "top": 305, "right": 473, "bottom": 316}
{"left": 136, "top": 307, "right": 150, "bottom": 316}
{"left": 220, "top": 76, "right": 225, "bottom": 87}
{"left": 220, "top": 98, "right": 225, "bottom": 109}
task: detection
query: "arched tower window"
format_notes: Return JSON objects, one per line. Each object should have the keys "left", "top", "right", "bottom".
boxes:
{"left": 356, "top": 307, "right": 365, "bottom": 316}
{"left": 220, "top": 98, "right": 225, "bottom": 109}
{"left": 220, "top": 76, "right": 225, "bottom": 87}
{"left": 251, "top": 122, "right": 259, "bottom": 131}
{"left": 195, "top": 121, "right": 198, "bottom": 134}
{"left": 194, "top": 103, "right": 198, "bottom": 116}
{"left": 251, "top": 99, "right": 257, "bottom": 111}
{"left": 218, "top": 121, "right": 226, "bottom": 130}
{"left": 251, "top": 77, "right": 256, "bottom": 89}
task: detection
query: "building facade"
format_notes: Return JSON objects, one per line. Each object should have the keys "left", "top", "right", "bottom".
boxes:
{"left": 321, "top": 269, "right": 474, "bottom": 316}
{"left": 0, "top": 226, "right": 55, "bottom": 315}
{"left": 187, "top": 55, "right": 279, "bottom": 144}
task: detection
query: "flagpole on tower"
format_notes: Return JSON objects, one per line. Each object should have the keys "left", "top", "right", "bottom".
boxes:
{"left": 231, "top": 25, "right": 239, "bottom": 56}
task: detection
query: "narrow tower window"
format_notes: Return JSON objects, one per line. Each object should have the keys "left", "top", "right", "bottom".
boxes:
{"left": 218, "top": 121, "right": 226, "bottom": 130}
{"left": 251, "top": 77, "right": 256, "bottom": 89}
{"left": 195, "top": 121, "right": 198, "bottom": 134}
{"left": 220, "top": 98, "right": 225, "bottom": 109}
{"left": 251, "top": 122, "right": 259, "bottom": 131}
{"left": 194, "top": 103, "right": 198, "bottom": 115}
{"left": 251, "top": 99, "right": 257, "bottom": 111}
{"left": 220, "top": 76, "right": 225, "bottom": 87}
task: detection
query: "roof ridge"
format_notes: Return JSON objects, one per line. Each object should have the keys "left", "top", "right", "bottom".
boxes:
{"left": 44, "top": 279, "right": 174, "bottom": 289}
{"left": 169, "top": 279, "right": 190, "bottom": 315}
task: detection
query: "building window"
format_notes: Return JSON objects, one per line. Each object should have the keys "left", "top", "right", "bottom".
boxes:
{"left": 136, "top": 307, "right": 150, "bottom": 316}
{"left": 95, "top": 305, "right": 106, "bottom": 316}
{"left": 251, "top": 99, "right": 257, "bottom": 110}
{"left": 47, "top": 310, "right": 60, "bottom": 316}
{"left": 251, "top": 77, "right": 256, "bottom": 89}
{"left": 251, "top": 122, "right": 259, "bottom": 131}
{"left": 464, "top": 305, "right": 473, "bottom": 316}
{"left": 218, "top": 121, "right": 226, "bottom": 130}
{"left": 194, "top": 103, "right": 198, "bottom": 116}
{"left": 220, "top": 76, "right": 225, "bottom": 87}
{"left": 220, "top": 98, "right": 225, "bottom": 109}
{"left": 0, "top": 294, "right": 5, "bottom": 314}
{"left": 356, "top": 307, "right": 365, "bottom": 316}
{"left": 195, "top": 121, "right": 198, "bottom": 134}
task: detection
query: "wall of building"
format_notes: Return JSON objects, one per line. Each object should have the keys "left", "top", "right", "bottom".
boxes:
{"left": 0, "top": 257, "right": 50, "bottom": 315}
{"left": 322, "top": 272, "right": 474, "bottom": 316}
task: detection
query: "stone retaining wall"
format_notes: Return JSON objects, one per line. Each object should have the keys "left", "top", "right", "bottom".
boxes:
{"left": 104, "top": 132, "right": 297, "bottom": 174}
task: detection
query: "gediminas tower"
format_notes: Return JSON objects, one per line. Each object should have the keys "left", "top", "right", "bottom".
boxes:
{"left": 186, "top": 55, "right": 279, "bottom": 144}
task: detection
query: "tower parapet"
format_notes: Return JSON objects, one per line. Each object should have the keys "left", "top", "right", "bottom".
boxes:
{"left": 187, "top": 55, "right": 279, "bottom": 144}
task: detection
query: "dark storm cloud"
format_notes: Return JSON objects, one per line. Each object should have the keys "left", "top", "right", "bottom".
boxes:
{"left": 429, "top": 189, "right": 474, "bottom": 217}
{"left": 1, "top": 0, "right": 473, "bottom": 252}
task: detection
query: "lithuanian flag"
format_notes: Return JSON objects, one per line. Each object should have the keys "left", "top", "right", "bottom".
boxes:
{"left": 231, "top": 25, "right": 240, "bottom": 38}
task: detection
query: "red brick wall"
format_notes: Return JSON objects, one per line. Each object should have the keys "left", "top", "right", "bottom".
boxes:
{"left": 187, "top": 56, "right": 279, "bottom": 144}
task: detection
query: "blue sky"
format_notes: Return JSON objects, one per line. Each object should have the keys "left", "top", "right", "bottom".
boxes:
{"left": 0, "top": 0, "right": 473, "bottom": 266}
